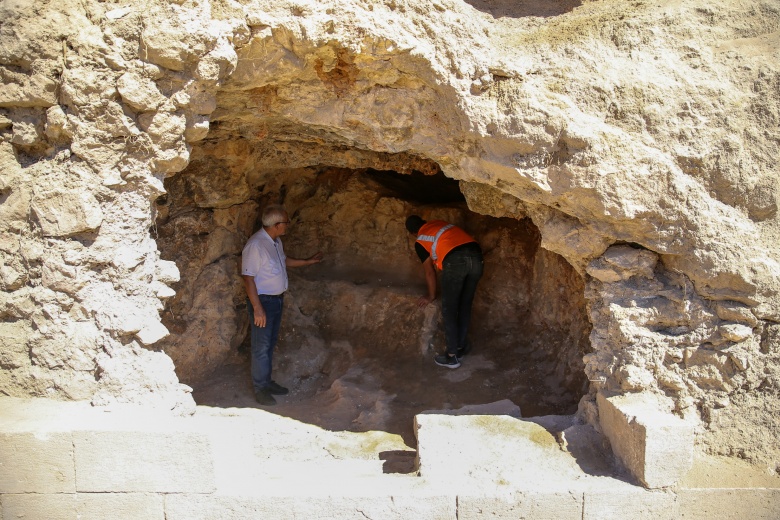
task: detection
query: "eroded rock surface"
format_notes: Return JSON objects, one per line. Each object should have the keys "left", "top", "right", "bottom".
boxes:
{"left": 1, "top": 0, "right": 779, "bottom": 472}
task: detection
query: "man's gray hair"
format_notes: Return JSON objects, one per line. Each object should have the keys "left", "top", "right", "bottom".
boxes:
{"left": 261, "top": 204, "right": 288, "bottom": 227}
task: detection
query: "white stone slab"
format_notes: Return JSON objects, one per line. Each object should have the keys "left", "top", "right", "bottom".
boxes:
{"left": 0, "top": 432, "right": 75, "bottom": 493}
{"left": 583, "top": 488, "right": 679, "bottom": 519}
{"left": 1, "top": 492, "right": 163, "bottom": 520}
{"left": 73, "top": 431, "right": 214, "bottom": 493}
{"left": 165, "top": 493, "right": 455, "bottom": 520}
{"left": 458, "top": 491, "right": 583, "bottom": 520}
{"left": 597, "top": 391, "right": 694, "bottom": 488}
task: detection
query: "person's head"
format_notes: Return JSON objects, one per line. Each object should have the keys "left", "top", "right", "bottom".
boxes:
{"left": 405, "top": 215, "right": 426, "bottom": 235}
{"left": 262, "top": 204, "right": 290, "bottom": 235}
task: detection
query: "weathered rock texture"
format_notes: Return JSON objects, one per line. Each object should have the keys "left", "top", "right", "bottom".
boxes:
{"left": 1, "top": 0, "right": 779, "bottom": 472}
{"left": 156, "top": 161, "right": 591, "bottom": 441}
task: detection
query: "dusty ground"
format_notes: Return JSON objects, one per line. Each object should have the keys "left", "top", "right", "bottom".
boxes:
{"left": 190, "top": 328, "right": 574, "bottom": 450}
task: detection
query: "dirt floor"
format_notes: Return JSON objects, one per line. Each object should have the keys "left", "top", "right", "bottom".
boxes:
{"left": 191, "top": 336, "right": 579, "bottom": 450}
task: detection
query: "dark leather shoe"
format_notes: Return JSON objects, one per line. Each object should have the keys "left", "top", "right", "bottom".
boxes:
{"left": 267, "top": 381, "right": 289, "bottom": 395}
{"left": 254, "top": 389, "right": 276, "bottom": 406}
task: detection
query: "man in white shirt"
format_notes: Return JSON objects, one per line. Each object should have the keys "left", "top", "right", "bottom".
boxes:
{"left": 241, "top": 204, "right": 323, "bottom": 406}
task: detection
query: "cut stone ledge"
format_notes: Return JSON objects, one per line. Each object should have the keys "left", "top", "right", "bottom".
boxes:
{"left": 597, "top": 390, "right": 695, "bottom": 489}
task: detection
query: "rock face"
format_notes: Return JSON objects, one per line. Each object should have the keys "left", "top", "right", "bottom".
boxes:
{"left": 1, "top": 0, "right": 779, "bottom": 471}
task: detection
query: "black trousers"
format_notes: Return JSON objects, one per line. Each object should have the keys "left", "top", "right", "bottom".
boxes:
{"left": 440, "top": 246, "right": 484, "bottom": 356}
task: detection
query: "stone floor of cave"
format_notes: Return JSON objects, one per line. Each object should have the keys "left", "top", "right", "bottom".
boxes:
{"left": 191, "top": 331, "right": 574, "bottom": 453}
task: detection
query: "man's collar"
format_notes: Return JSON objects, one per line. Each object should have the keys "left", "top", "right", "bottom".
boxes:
{"left": 260, "top": 228, "right": 277, "bottom": 241}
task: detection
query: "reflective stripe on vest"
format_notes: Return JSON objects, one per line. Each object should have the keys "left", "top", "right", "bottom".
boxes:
{"left": 416, "top": 221, "right": 476, "bottom": 270}
{"left": 418, "top": 224, "right": 453, "bottom": 264}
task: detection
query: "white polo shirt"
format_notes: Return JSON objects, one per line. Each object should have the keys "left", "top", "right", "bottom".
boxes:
{"left": 241, "top": 229, "right": 288, "bottom": 296}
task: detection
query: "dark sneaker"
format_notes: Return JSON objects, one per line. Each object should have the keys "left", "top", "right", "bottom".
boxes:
{"left": 267, "top": 381, "right": 289, "bottom": 395}
{"left": 434, "top": 353, "right": 461, "bottom": 369}
{"left": 254, "top": 389, "right": 276, "bottom": 406}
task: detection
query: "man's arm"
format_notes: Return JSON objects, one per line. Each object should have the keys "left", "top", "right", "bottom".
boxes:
{"left": 417, "top": 257, "right": 437, "bottom": 308}
{"left": 285, "top": 251, "right": 323, "bottom": 268}
{"left": 242, "top": 275, "right": 266, "bottom": 327}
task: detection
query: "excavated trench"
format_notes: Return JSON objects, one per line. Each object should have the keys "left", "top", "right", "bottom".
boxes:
{"left": 155, "top": 145, "right": 591, "bottom": 448}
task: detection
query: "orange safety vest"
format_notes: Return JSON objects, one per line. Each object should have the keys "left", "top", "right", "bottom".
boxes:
{"left": 416, "top": 220, "right": 476, "bottom": 270}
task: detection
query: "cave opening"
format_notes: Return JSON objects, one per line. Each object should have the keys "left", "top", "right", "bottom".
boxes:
{"left": 155, "top": 147, "right": 591, "bottom": 446}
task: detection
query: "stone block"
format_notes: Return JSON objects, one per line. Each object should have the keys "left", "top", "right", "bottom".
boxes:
{"left": 30, "top": 189, "right": 103, "bottom": 237}
{"left": 415, "top": 411, "right": 566, "bottom": 487}
{"left": 1, "top": 493, "right": 164, "bottom": 520}
{"left": 165, "top": 493, "right": 454, "bottom": 520}
{"left": 597, "top": 391, "right": 694, "bottom": 488}
{"left": 1, "top": 493, "right": 77, "bottom": 520}
{"left": 73, "top": 431, "right": 214, "bottom": 493}
{"left": 583, "top": 488, "right": 678, "bottom": 519}
{"left": 0, "top": 432, "right": 75, "bottom": 493}
{"left": 458, "top": 491, "right": 583, "bottom": 520}
{"left": 677, "top": 488, "right": 780, "bottom": 519}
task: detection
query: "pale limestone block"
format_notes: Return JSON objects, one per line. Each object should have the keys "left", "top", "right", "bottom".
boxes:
{"left": 152, "top": 281, "right": 176, "bottom": 298}
{"left": 10, "top": 116, "right": 41, "bottom": 146}
{"left": 77, "top": 493, "right": 165, "bottom": 520}
{"left": 0, "top": 321, "right": 31, "bottom": 369}
{"left": 155, "top": 259, "right": 181, "bottom": 284}
{"left": 715, "top": 301, "right": 759, "bottom": 327}
{"left": 60, "top": 68, "right": 118, "bottom": 107}
{"left": 585, "top": 260, "right": 623, "bottom": 282}
{"left": 135, "top": 320, "right": 170, "bottom": 346}
{"left": 597, "top": 391, "right": 694, "bottom": 488}
{"left": 602, "top": 244, "right": 658, "bottom": 278}
{"left": 0, "top": 432, "right": 75, "bottom": 493}
{"left": 1, "top": 493, "right": 164, "bottom": 520}
{"left": 137, "top": 111, "right": 186, "bottom": 147}
{"left": 587, "top": 245, "right": 658, "bottom": 282}
{"left": 152, "top": 140, "right": 190, "bottom": 174}
{"left": 458, "top": 491, "right": 582, "bottom": 520}
{"left": 184, "top": 113, "right": 210, "bottom": 142}
{"left": 112, "top": 246, "right": 146, "bottom": 270}
{"left": 45, "top": 105, "right": 72, "bottom": 140}
{"left": 30, "top": 321, "right": 100, "bottom": 372}
{"left": 415, "top": 412, "right": 585, "bottom": 493}
{"left": 41, "top": 256, "right": 88, "bottom": 294}
{"left": 719, "top": 322, "right": 753, "bottom": 343}
{"left": 164, "top": 494, "right": 454, "bottom": 520}
{"left": 117, "top": 72, "right": 167, "bottom": 112}
{"left": 31, "top": 189, "right": 103, "bottom": 237}
{"left": 73, "top": 431, "right": 214, "bottom": 493}
{"left": 195, "top": 37, "right": 238, "bottom": 82}
{"left": 140, "top": 17, "right": 214, "bottom": 72}
{"left": 677, "top": 489, "right": 780, "bottom": 519}
{"left": 0, "top": 73, "right": 58, "bottom": 108}
{"left": 1, "top": 493, "right": 77, "bottom": 520}
{"left": 184, "top": 85, "right": 217, "bottom": 115}
{"left": 583, "top": 488, "right": 678, "bottom": 519}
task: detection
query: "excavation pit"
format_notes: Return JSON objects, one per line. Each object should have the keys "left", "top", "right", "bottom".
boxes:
{"left": 155, "top": 153, "right": 591, "bottom": 448}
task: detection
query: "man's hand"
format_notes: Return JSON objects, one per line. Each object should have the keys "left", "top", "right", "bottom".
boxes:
{"left": 253, "top": 305, "right": 267, "bottom": 327}
{"left": 308, "top": 251, "right": 324, "bottom": 264}
{"left": 417, "top": 295, "right": 435, "bottom": 308}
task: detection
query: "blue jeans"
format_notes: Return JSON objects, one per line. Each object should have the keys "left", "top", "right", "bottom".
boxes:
{"left": 440, "top": 247, "right": 484, "bottom": 356}
{"left": 247, "top": 294, "right": 284, "bottom": 391}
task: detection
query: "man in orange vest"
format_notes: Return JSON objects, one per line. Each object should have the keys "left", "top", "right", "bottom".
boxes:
{"left": 405, "top": 215, "right": 484, "bottom": 368}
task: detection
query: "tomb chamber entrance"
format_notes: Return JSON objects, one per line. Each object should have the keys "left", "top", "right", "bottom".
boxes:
{"left": 155, "top": 143, "right": 591, "bottom": 444}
